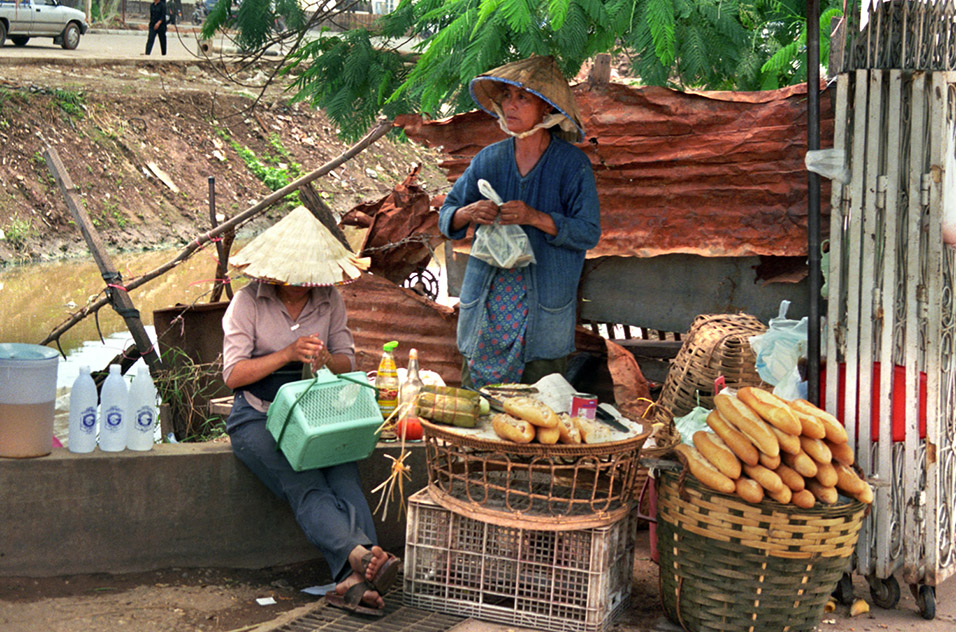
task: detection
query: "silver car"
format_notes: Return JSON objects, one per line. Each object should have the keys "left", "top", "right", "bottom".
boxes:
{"left": 0, "top": 0, "right": 88, "bottom": 50}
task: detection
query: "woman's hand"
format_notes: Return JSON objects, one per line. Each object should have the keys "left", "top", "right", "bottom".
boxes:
{"left": 287, "top": 335, "right": 331, "bottom": 371}
{"left": 498, "top": 200, "right": 536, "bottom": 225}
{"left": 452, "top": 199, "right": 499, "bottom": 230}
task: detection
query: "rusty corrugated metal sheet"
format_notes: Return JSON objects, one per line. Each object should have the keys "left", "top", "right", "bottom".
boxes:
{"left": 339, "top": 165, "right": 443, "bottom": 286}
{"left": 340, "top": 273, "right": 462, "bottom": 386}
{"left": 396, "top": 81, "right": 833, "bottom": 258}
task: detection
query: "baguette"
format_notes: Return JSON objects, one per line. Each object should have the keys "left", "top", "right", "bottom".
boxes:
{"left": 770, "top": 425, "right": 802, "bottom": 455}
{"left": 693, "top": 431, "right": 742, "bottom": 479}
{"left": 815, "top": 460, "right": 838, "bottom": 487}
{"left": 536, "top": 424, "right": 560, "bottom": 444}
{"left": 758, "top": 451, "right": 782, "bottom": 470}
{"left": 737, "top": 387, "right": 802, "bottom": 435}
{"left": 713, "top": 394, "right": 780, "bottom": 457}
{"left": 791, "top": 409, "right": 827, "bottom": 439}
{"left": 768, "top": 484, "right": 793, "bottom": 505}
{"left": 782, "top": 450, "right": 818, "bottom": 478}
{"left": 502, "top": 396, "right": 559, "bottom": 429}
{"left": 792, "top": 488, "right": 816, "bottom": 509}
{"left": 705, "top": 410, "right": 760, "bottom": 466}
{"left": 572, "top": 415, "right": 610, "bottom": 444}
{"left": 556, "top": 413, "right": 582, "bottom": 444}
{"left": 675, "top": 444, "right": 737, "bottom": 494}
{"left": 806, "top": 479, "right": 838, "bottom": 505}
{"left": 854, "top": 482, "right": 874, "bottom": 504}
{"left": 774, "top": 463, "right": 806, "bottom": 492}
{"left": 742, "top": 463, "right": 785, "bottom": 494}
{"left": 827, "top": 439, "right": 855, "bottom": 466}
{"left": 800, "top": 436, "right": 833, "bottom": 464}
{"left": 834, "top": 462, "right": 867, "bottom": 496}
{"left": 491, "top": 412, "right": 535, "bottom": 444}
{"left": 790, "top": 399, "right": 849, "bottom": 444}
{"left": 735, "top": 477, "right": 765, "bottom": 504}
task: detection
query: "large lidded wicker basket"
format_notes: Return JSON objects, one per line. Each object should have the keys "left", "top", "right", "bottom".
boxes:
{"left": 655, "top": 313, "right": 768, "bottom": 427}
{"left": 420, "top": 417, "right": 649, "bottom": 530}
{"left": 657, "top": 469, "right": 866, "bottom": 632}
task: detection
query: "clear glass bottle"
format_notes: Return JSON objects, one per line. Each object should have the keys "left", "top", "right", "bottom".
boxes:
{"left": 374, "top": 340, "right": 400, "bottom": 420}
{"left": 399, "top": 348, "right": 424, "bottom": 419}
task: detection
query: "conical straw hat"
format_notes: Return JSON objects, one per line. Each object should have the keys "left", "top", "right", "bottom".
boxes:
{"left": 469, "top": 55, "right": 585, "bottom": 143}
{"left": 229, "top": 206, "right": 370, "bottom": 287}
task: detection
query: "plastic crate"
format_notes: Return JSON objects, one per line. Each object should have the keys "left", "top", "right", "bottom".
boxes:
{"left": 403, "top": 489, "right": 634, "bottom": 632}
{"left": 265, "top": 369, "right": 382, "bottom": 471}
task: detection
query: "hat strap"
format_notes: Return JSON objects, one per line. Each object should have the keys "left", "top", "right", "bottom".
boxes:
{"left": 491, "top": 101, "right": 567, "bottom": 139}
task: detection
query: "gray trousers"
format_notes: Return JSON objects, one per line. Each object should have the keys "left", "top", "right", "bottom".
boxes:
{"left": 226, "top": 392, "right": 377, "bottom": 582}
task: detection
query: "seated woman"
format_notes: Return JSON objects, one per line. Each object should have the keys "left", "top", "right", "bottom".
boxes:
{"left": 221, "top": 206, "right": 399, "bottom": 616}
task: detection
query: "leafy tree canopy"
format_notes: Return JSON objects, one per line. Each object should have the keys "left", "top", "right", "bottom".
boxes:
{"left": 202, "top": 0, "right": 843, "bottom": 141}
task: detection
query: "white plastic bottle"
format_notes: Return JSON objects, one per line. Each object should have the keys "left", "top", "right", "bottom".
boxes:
{"left": 68, "top": 365, "right": 98, "bottom": 453}
{"left": 127, "top": 365, "right": 158, "bottom": 451}
{"left": 98, "top": 364, "right": 129, "bottom": 452}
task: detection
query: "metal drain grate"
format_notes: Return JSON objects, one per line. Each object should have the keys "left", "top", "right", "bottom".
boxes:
{"left": 274, "top": 604, "right": 463, "bottom": 632}
{"left": 272, "top": 581, "right": 464, "bottom": 632}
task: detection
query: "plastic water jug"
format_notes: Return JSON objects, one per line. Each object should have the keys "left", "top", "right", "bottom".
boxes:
{"left": 0, "top": 343, "right": 58, "bottom": 458}
{"left": 68, "top": 365, "right": 98, "bottom": 453}
{"left": 98, "top": 364, "right": 128, "bottom": 452}
{"left": 127, "top": 366, "right": 158, "bottom": 451}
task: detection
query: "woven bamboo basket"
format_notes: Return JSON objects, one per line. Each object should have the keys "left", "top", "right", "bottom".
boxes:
{"left": 657, "top": 469, "right": 866, "bottom": 632}
{"left": 420, "top": 417, "right": 649, "bottom": 530}
{"left": 656, "top": 313, "right": 768, "bottom": 423}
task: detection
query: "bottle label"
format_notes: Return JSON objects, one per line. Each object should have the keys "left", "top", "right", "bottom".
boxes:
{"left": 104, "top": 406, "right": 124, "bottom": 430}
{"left": 135, "top": 408, "right": 155, "bottom": 430}
{"left": 80, "top": 407, "right": 96, "bottom": 433}
{"left": 378, "top": 389, "right": 398, "bottom": 416}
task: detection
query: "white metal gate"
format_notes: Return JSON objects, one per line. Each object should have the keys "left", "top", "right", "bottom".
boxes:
{"left": 826, "top": 67, "right": 956, "bottom": 618}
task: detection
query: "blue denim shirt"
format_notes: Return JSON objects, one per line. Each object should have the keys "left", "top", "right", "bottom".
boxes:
{"left": 439, "top": 135, "right": 601, "bottom": 362}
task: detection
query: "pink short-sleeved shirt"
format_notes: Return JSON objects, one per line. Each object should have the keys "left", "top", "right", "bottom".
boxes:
{"left": 222, "top": 282, "right": 356, "bottom": 412}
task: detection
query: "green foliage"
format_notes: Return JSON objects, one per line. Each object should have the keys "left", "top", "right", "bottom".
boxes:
{"left": 219, "top": 130, "right": 301, "bottom": 205}
{"left": 220, "top": 0, "right": 843, "bottom": 139}
{"left": 52, "top": 88, "right": 86, "bottom": 118}
{"left": 3, "top": 218, "right": 36, "bottom": 246}
{"left": 154, "top": 347, "right": 227, "bottom": 442}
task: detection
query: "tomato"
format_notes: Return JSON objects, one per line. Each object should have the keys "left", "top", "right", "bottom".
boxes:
{"left": 396, "top": 416, "right": 424, "bottom": 441}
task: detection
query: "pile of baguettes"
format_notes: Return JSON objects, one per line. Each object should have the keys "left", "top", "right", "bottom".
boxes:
{"left": 675, "top": 387, "right": 873, "bottom": 508}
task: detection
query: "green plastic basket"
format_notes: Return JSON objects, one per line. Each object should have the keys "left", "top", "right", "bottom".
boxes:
{"left": 266, "top": 369, "right": 383, "bottom": 471}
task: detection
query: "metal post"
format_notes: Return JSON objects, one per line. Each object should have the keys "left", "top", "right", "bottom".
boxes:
{"left": 807, "top": 0, "right": 822, "bottom": 404}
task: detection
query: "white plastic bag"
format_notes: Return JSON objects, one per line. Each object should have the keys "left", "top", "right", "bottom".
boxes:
{"left": 674, "top": 406, "right": 711, "bottom": 445}
{"left": 749, "top": 301, "right": 808, "bottom": 392}
{"left": 469, "top": 179, "right": 536, "bottom": 269}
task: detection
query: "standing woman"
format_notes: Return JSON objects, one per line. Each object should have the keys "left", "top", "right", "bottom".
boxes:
{"left": 221, "top": 207, "right": 400, "bottom": 617}
{"left": 145, "top": 0, "right": 167, "bottom": 56}
{"left": 439, "top": 56, "right": 601, "bottom": 388}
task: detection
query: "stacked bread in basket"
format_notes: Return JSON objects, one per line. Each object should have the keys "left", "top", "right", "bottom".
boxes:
{"left": 675, "top": 386, "right": 873, "bottom": 508}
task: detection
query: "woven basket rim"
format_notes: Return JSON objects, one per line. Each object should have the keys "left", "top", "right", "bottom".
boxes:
{"left": 657, "top": 468, "right": 866, "bottom": 559}
{"left": 420, "top": 417, "right": 649, "bottom": 456}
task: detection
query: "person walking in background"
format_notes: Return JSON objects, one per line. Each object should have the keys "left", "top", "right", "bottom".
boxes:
{"left": 145, "top": 0, "right": 168, "bottom": 56}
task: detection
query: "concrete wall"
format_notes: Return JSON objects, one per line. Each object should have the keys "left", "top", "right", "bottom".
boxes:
{"left": 0, "top": 441, "right": 428, "bottom": 578}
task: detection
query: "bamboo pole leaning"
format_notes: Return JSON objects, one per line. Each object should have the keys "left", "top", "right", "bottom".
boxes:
{"left": 39, "top": 117, "right": 394, "bottom": 347}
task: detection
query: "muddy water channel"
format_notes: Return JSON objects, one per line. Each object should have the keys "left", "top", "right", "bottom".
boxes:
{"left": 0, "top": 246, "right": 249, "bottom": 443}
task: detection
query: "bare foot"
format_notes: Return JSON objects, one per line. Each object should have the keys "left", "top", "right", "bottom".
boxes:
{"left": 348, "top": 545, "right": 390, "bottom": 583}
{"left": 334, "top": 571, "right": 384, "bottom": 610}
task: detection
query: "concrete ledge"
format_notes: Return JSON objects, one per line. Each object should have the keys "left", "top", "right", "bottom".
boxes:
{"left": 0, "top": 441, "right": 427, "bottom": 577}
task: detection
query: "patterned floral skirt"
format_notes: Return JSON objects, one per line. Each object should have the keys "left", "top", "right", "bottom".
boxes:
{"left": 466, "top": 267, "right": 529, "bottom": 388}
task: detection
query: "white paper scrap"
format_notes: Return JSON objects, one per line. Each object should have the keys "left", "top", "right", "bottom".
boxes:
{"left": 256, "top": 597, "right": 277, "bottom": 606}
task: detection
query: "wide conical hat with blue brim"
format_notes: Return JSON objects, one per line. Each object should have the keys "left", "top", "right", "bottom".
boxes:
{"left": 469, "top": 55, "right": 585, "bottom": 143}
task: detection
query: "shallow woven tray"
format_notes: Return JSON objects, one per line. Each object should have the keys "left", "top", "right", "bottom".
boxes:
{"left": 657, "top": 469, "right": 865, "bottom": 632}
{"left": 420, "top": 417, "right": 649, "bottom": 530}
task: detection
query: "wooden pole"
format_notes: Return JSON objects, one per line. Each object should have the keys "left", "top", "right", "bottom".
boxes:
{"left": 43, "top": 147, "right": 162, "bottom": 373}
{"left": 39, "top": 117, "right": 395, "bottom": 347}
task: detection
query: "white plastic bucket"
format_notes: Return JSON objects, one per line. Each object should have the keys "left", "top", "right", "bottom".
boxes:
{"left": 0, "top": 343, "right": 59, "bottom": 458}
